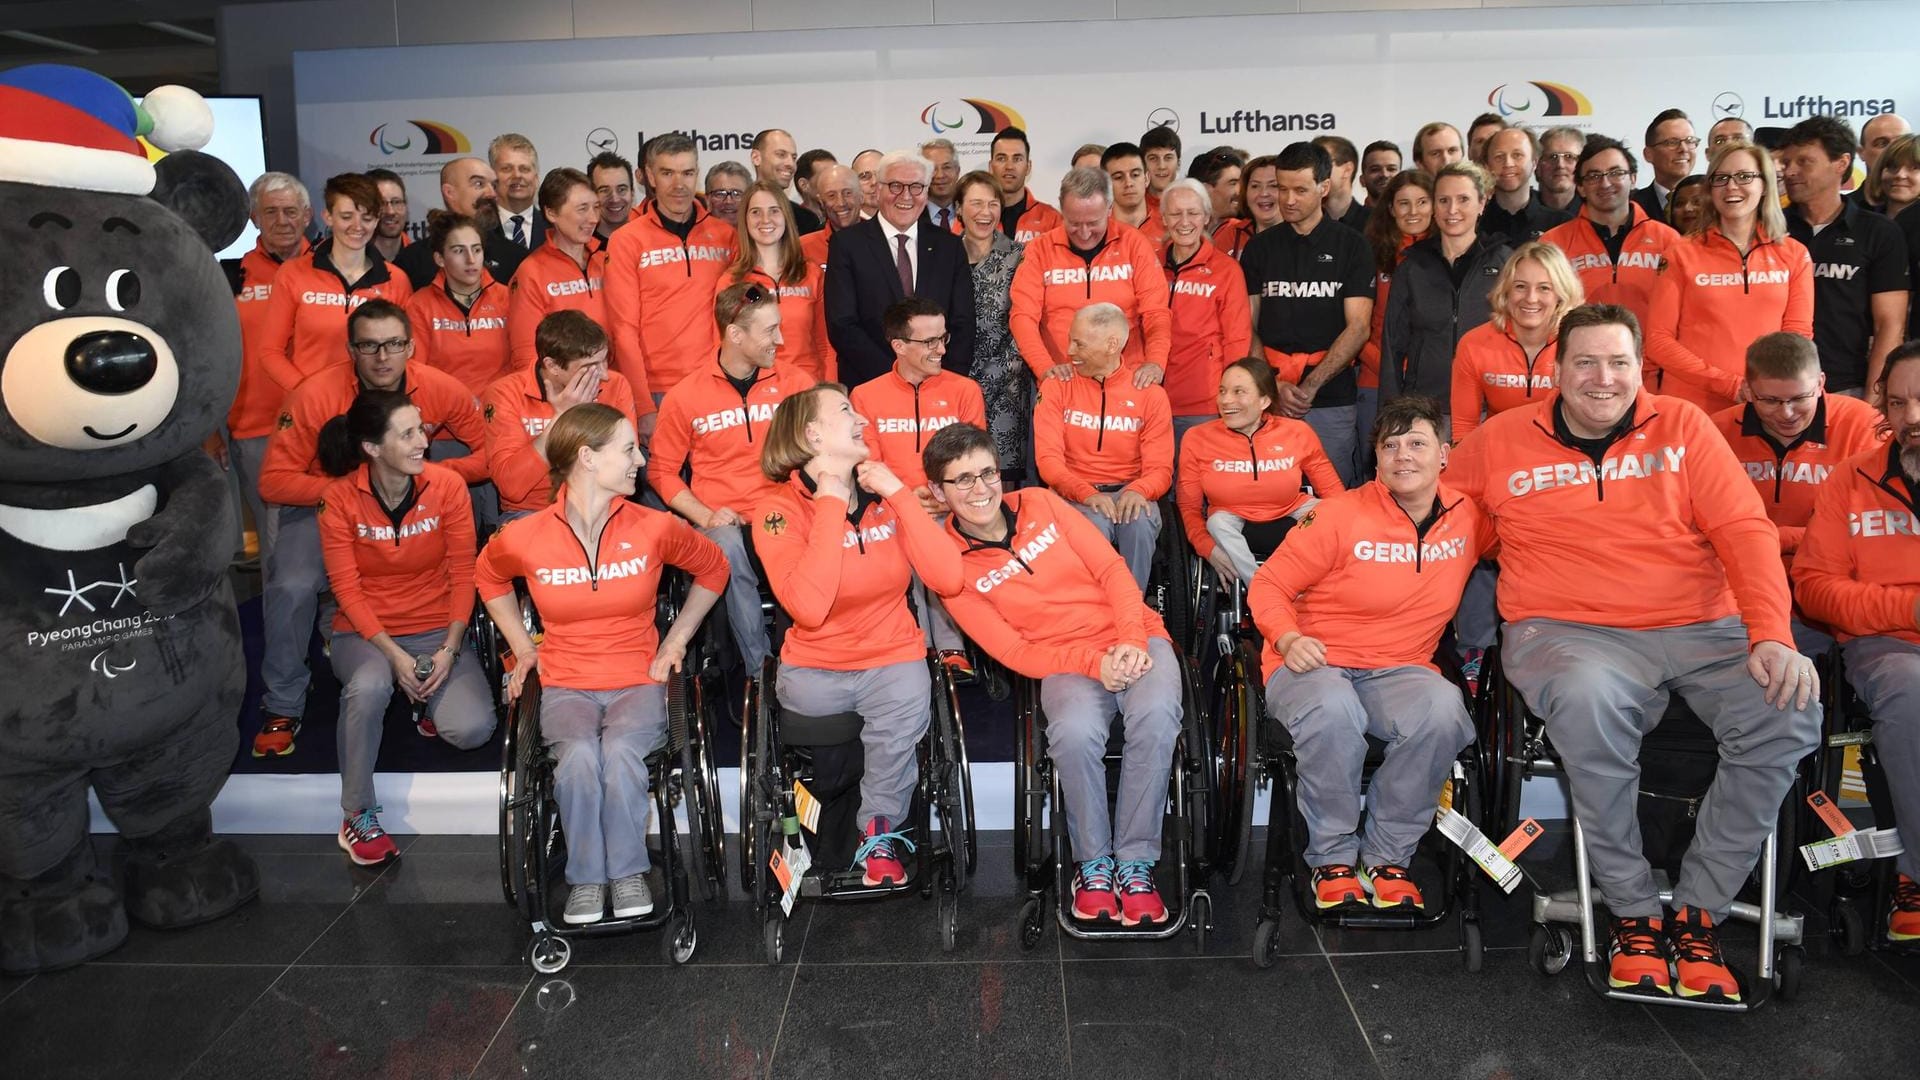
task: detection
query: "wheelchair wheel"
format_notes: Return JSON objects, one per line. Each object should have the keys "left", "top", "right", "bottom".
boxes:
{"left": 673, "top": 668, "right": 727, "bottom": 901}
{"left": 1018, "top": 896, "right": 1046, "bottom": 950}
{"left": 1527, "top": 923, "right": 1572, "bottom": 976}
{"left": 662, "top": 911, "right": 698, "bottom": 965}
{"left": 1774, "top": 944, "right": 1805, "bottom": 1000}
{"left": 763, "top": 909, "right": 786, "bottom": 965}
{"left": 1461, "top": 919, "right": 1484, "bottom": 973}
{"left": 932, "top": 661, "right": 978, "bottom": 879}
{"left": 1011, "top": 679, "right": 1047, "bottom": 882}
{"left": 1209, "top": 638, "right": 1259, "bottom": 886}
{"left": 1251, "top": 917, "right": 1282, "bottom": 969}
{"left": 739, "top": 671, "right": 766, "bottom": 889}
{"left": 1176, "top": 650, "right": 1214, "bottom": 883}
{"left": 1830, "top": 897, "right": 1869, "bottom": 956}
{"left": 527, "top": 930, "right": 570, "bottom": 974}
{"left": 499, "top": 676, "right": 543, "bottom": 918}
{"left": 938, "top": 881, "right": 960, "bottom": 953}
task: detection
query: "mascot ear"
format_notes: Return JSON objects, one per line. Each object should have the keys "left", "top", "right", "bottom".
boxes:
{"left": 152, "top": 150, "right": 249, "bottom": 253}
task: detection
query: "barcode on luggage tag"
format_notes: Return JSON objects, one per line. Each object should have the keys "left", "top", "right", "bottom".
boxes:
{"left": 1435, "top": 808, "right": 1522, "bottom": 893}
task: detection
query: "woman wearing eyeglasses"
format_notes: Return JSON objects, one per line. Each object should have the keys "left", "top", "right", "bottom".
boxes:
{"left": 1646, "top": 140, "right": 1814, "bottom": 414}
{"left": 720, "top": 180, "right": 836, "bottom": 382}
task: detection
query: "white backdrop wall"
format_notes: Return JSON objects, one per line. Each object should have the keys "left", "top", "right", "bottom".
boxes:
{"left": 293, "top": 2, "right": 1920, "bottom": 227}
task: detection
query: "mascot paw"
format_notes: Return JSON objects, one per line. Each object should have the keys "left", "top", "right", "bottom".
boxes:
{"left": 0, "top": 879, "right": 129, "bottom": 975}
{"left": 124, "top": 838, "right": 259, "bottom": 930}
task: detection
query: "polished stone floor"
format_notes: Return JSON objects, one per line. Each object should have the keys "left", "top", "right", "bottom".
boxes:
{"left": 4, "top": 829, "right": 1918, "bottom": 1080}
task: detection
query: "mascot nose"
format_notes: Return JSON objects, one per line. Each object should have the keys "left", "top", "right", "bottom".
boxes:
{"left": 65, "top": 330, "right": 159, "bottom": 395}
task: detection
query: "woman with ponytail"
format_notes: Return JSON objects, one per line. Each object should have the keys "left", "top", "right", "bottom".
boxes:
{"left": 317, "top": 390, "right": 492, "bottom": 866}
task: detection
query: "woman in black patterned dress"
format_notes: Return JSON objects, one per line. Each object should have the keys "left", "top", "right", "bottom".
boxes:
{"left": 956, "top": 171, "right": 1032, "bottom": 482}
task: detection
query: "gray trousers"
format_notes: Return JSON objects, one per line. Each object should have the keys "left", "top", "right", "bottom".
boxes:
{"left": 910, "top": 574, "right": 964, "bottom": 652}
{"left": 1456, "top": 562, "right": 1501, "bottom": 652}
{"left": 428, "top": 436, "right": 497, "bottom": 533}
{"left": 1790, "top": 616, "right": 1835, "bottom": 659}
{"left": 228, "top": 433, "right": 271, "bottom": 564}
{"left": 1841, "top": 635, "right": 1920, "bottom": 880}
{"left": 1264, "top": 664, "right": 1473, "bottom": 868}
{"left": 261, "top": 505, "right": 328, "bottom": 718}
{"left": 1040, "top": 636, "right": 1183, "bottom": 863}
{"left": 1206, "top": 510, "right": 1261, "bottom": 583}
{"left": 1071, "top": 498, "right": 1160, "bottom": 592}
{"left": 776, "top": 659, "right": 931, "bottom": 830}
{"left": 542, "top": 684, "right": 669, "bottom": 885}
{"left": 1503, "top": 616, "right": 1821, "bottom": 920}
{"left": 704, "top": 523, "right": 771, "bottom": 675}
{"left": 1305, "top": 404, "right": 1358, "bottom": 489}
{"left": 330, "top": 628, "right": 494, "bottom": 815}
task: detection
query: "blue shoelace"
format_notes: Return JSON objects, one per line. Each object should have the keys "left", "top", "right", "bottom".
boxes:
{"left": 347, "top": 806, "right": 386, "bottom": 839}
{"left": 853, "top": 823, "right": 916, "bottom": 864}
{"left": 1076, "top": 855, "right": 1117, "bottom": 891}
{"left": 1115, "top": 860, "right": 1157, "bottom": 895}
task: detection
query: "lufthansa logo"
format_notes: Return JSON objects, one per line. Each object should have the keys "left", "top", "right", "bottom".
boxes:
{"left": 586, "top": 127, "right": 618, "bottom": 155}
{"left": 1147, "top": 107, "right": 1180, "bottom": 132}
{"left": 1713, "top": 92, "right": 1745, "bottom": 119}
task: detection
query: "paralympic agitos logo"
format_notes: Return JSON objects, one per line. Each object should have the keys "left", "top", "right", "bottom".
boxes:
{"left": 919, "top": 99, "right": 1024, "bottom": 135}
{"left": 369, "top": 120, "right": 471, "bottom": 156}
{"left": 1487, "top": 82, "right": 1592, "bottom": 119}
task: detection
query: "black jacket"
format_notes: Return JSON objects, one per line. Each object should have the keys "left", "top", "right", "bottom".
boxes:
{"left": 1480, "top": 191, "right": 1573, "bottom": 247}
{"left": 394, "top": 225, "right": 524, "bottom": 289}
{"left": 824, "top": 216, "right": 976, "bottom": 387}
{"left": 1380, "top": 234, "right": 1511, "bottom": 405}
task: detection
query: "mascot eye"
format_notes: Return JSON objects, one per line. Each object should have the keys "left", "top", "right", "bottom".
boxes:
{"left": 105, "top": 268, "right": 142, "bottom": 312}
{"left": 42, "top": 266, "right": 81, "bottom": 310}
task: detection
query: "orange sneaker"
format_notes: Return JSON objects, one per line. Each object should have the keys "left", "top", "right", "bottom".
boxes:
{"left": 251, "top": 714, "right": 299, "bottom": 757}
{"left": 1364, "top": 864, "right": 1425, "bottom": 910}
{"left": 1607, "top": 915, "right": 1672, "bottom": 994}
{"left": 1888, "top": 874, "right": 1920, "bottom": 942}
{"left": 1669, "top": 906, "right": 1741, "bottom": 1002}
{"left": 938, "top": 650, "right": 977, "bottom": 684}
{"left": 1311, "top": 864, "right": 1366, "bottom": 909}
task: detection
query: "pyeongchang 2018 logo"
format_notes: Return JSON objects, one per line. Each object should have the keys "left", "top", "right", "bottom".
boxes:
{"left": 369, "top": 120, "right": 472, "bottom": 156}
{"left": 919, "top": 99, "right": 1025, "bottom": 136}
{"left": 1488, "top": 82, "right": 1593, "bottom": 120}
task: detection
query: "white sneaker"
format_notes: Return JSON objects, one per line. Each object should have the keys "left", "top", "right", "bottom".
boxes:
{"left": 611, "top": 873, "right": 654, "bottom": 918}
{"left": 563, "top": 883, "right": 606, "bottom": 925}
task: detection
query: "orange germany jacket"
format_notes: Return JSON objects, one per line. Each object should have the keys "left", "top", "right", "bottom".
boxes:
{"left": 259, "top": 362, "right": 487, "bottom": 508}
{"left": 848, "top": 365, "right": 987, "bottom": 490}
{"left": 506, "top": 240, "right": 608, "bottom": 369}
{"left": 406, "top": 272, "right": 513, "bottom": 398}
{"left": 921, "top": 487, "right": 1170, "bottom": 681}
{"left": 227, "top": 236, "right": 310, "bottom": 439}
{"left": 604, "top": 201, "right": 739, "bottom": 407}
{"left": 1162, "top": 240, "right": 1252, "bottom": 415}
{"left": 1450, "top": 322, "right": 1558, "bottom": 442}
{"left": 1033, "top": 368, "right": 1175, "bottom": 502}
{"left": 1792, "top": 442, "right": 1920, "bottom": 645}
{"left": 1249, "top": 479, "right": 1490, "bottom": 678}
{"left": 751, "top": 474, "right": 955, "bottom": 671}
{"left": 718, "top": 264, "right": 836, "bottom": 383}
{"left": 1539, "top": 205, "right": 1679, "bottom": 329}
{"left": 1709, "top": 393, "right": 1887, "bottom": 560}
{"left": 647, "top": 360, "right": 813, "bottom": 518}
{"left": 1447, "top": 389, "right": 1793, "bottom": 647}
{"left": 481, "top": 363, "right": 640, "bottom": 513}
{"left": 1645, "top": 227, "right": 1814, "bottom": 413}
{"left": 253, "top": 239, "right": 413, "bottom": 396}
{"left": 318, "top": 461, "right": 476, "bottom": 640}
{"left": 475, "top": 492, "right": 729, "bottom": 690}
{"left": 1176, "top": 415, "right": 1344, "bottom": 560}
{"left": 1211, "top": 218, "right": 1257, "bottom": 261}
{"left": 1003, "top": 190, "right": 1063, "bottom": 244}
{"left": 1009, "top": 219, "right": 1172, "bottom": 377}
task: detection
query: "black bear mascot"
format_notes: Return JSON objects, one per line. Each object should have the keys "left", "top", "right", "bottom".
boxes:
{"left": 0, "top": 64, "right": 260, "bottom": 973}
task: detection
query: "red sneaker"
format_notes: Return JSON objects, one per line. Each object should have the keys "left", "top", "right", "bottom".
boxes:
{"left": 1608, "top": 915, "right": 1671, "bottom": 994}
{"left": 854, "top": 816, "right": 912, "bottom": 887}
{"left": 1364, "top": 864, "right": 1425, "bottom": 910}
{"left": 1311, "top": 864, "right": 1366, "bottom": 909}
{"left": 1071, "top": 856, "right": 1120, "bottom": 921}
{"left": 1889, "top": 874, "right": 1920, "bottom": 942}
{"left": 1670, "top": 906, "right": 1741, "bottom": 1002}
{"left": 338, "top": 807, "right": 399, "bottom": 866}
{"left": 1115, "top": 860, "right": 1167, "bottom": 926}
{"left": 251, "top": 714, "right": 299, "bottom": 757}
{"left": 415, "top": 714, "right": 439, "bottom": 738}
{"left": 939, "top": 650, "right": 977, "bottom": 684}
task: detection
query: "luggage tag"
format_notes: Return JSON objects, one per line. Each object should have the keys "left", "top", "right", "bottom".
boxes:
{"left": 793, "top": 780, "right": 822, "bottom": 834}
{"left": 1498, "top": 818, "right": 1546, "bottom": 861}
{"left": 774, "top": 815, "right": 811, "bottom": 916}
{"left": 1806, "top": 790, "right": 1855, "bottom": 837}
{"left": 1798, "top": 827, "right": 1904, "bottom": 872}
{"left": 1435, "top": 807, "right": 1523, "bottom": 893}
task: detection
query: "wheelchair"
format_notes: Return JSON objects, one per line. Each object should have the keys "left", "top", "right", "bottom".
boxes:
{"left": 1804, "top": 646, "right": 1910, "bottom": 957}
{"left": 1205, "top": 572, "right": 1487, "bottom": 970}
{"left": 497, "top": 572, "right": 728, "bottom": 974}
{"left": 737, "top": 598, "right": 978, "bottom": 964}
{"left": 1481, "top": 650, "right": 1810, "bottom": 1010}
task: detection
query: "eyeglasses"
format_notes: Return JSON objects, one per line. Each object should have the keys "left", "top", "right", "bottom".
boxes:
{"left": 1752, "top": 391, "right": 1820, "bottom": 407}
{"left": 885, "top": 181, "right": 929, "bottom": 197}
{"left": 1652, "top": 136, "right": 1702, "bottom": 151}
{"left": 1577, "top": 167, "right": 1633, "bottom": 185}
{"left": 708, "top": 189, "right": 745, "bottom": 201}
{"left": 1541, "top": 152, "right": 1579, "bottom": 166}
{"left": 350, "top": 337, "right": 412, "bottom": 357}
{"left": 897, "top": 332, "right": 951, "bottom": 349}
{"left": 940, "top": 466, "right": 1001, "bottom": 491}
{"left": 1709, "top": 171, "right": 1763, "bottom": 187}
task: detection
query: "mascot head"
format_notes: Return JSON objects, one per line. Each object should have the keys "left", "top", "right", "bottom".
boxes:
{"left": 0, "top": 65, "right": 246, "bottom": 490}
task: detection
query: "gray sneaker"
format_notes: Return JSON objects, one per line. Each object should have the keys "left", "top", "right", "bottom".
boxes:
{"left": 563, "top": 883, "right": 605, "bottom": 925}
{"left": 611, "top": 873, "right": 654, "bottom": 918}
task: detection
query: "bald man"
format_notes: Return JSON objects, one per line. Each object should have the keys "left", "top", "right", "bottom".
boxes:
{"left": 393, "top": 157, "right": 526, "bottom": 288}
{"left": 1856, "top": 114, "right": 1914, "bottom": 212}
{"left": 802, "top": 163, "right": 863, "bottom": 273}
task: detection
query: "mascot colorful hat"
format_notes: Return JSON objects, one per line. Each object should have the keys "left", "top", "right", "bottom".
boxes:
{"left": 0, "top": 64, "right": 215, "bottom": 194}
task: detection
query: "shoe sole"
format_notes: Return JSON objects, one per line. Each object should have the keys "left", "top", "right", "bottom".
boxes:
{"left": 336, "top": 833, "right": 397, "bottom": 867}
{"left": 1675, "top": 983, "right": 1740, "bottom": 1002}
{"left": 1608, "top": 976, "right": 1674, "bottom": 995}
{"left": 563, "top": 911, "right": 604, "bottom": 925}
{"left": 1369, "top": 895, "right": 1425, "bottom": 911}
{"left": 1119, "top": 910, "right": 1167, "bottom": 927}
{"left": 1315, "top": 893, "right": 1365, "bottom": 910}
{"left": 612, "top": 901, "right": 655, "bottom": 918}
{"left": 251, "top": 744, "right": 296, "bottom": 758}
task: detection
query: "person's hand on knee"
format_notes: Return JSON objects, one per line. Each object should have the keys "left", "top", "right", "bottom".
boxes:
{"left": 1206, "top": 548, "right": 1241, "bottom": 584}
{"left": 1748, "top": 640, "right": 1818, "bottom": 710}
{"left": 1113, "top": 490, "right": 1150, "bottom": 524}
{"left": 1277, "top": 631, "right": 1328, "bottom": 674}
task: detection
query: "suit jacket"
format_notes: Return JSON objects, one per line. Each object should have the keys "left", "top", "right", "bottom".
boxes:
{"left": 825, "top": 216, "right": 976, "bottom": 387}
{"left": 1631, "top": 184, "right": 1668, "bottom": 227}
{"left": 393, "top": 226, "right": 525, "bottom": 290}
{"left": 499, "top": 205, "right": 547, "bottom": 252}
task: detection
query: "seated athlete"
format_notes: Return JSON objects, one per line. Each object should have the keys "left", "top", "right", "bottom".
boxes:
{"left": 1033, "top": 303, "right": 1175, "bottom": 590}
{"left": 1251, "top": 395, "right": 1489, "bottom": 909}
{"left": 920, "top": 422, "right": 1182, "bottom": 925}
{"left": 1449, "top": 302, "right": 1821, "bottom": 1002}
{"left": 482, "top": 311, "right": 639, "bottom": 523}
{"left": 1792, "top": 340, "right": 1920, "bottom": 943}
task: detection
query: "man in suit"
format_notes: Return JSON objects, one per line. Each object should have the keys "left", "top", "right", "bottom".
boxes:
{"left": 825, "top": 149, "right": 976, "bottom": 387}
{"left": 393, "top": 157, "right": 525, "bottom": 288}
{"left": 1633, "top": 108, "right": 1699, "bottom": 223}
{"left": 490, "top": 133, "right": 546, "bottom": 251}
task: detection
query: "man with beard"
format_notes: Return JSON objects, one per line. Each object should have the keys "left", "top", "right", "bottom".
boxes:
{"left": 365, "top": 167, "right": 410, "bottom": 261}
{"left": 589, "top": 150, "right": 634, "bottom": 243}
{"left": 394, "top": 157, "right": 526, "bottom": 288}
{"left": 1536, "top": 126, "right": 1584, "bottom": 213}
{"left": 1360, "top": 141, "right": 1401, "bottom": 206}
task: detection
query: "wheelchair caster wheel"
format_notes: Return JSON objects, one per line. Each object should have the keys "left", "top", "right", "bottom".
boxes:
{"left": 1461, "top": 918, "right": 1484, "bottom": 973}
{"left": 1774, "top": 945, "right": 1805, "bottom": 1000}
{"left": 527, "top": 932, "right": 571, "bottom": 975}
{"left": 663, "top": 913, "right": 698, "bottom": 965}
{"left": 1830, "top": 899, "right": 1868, "bottom": 957}
{"left": 1189, "top": 893, "right": 1211, "bottom": 954}
{"left": 1527, "top": 923, "right": 1571, "bottom": 976}
{"left": 1251, "top": 918, "right": 1281, "bottom": 970}
{"left": 1018, "top": 897, "right": 1045, "bottom": 950}
{"left": 938, "top": 887, "right": 959, "bottom": 954}
{"left": 763, "top": 912, "right": 785, "bottom": 966}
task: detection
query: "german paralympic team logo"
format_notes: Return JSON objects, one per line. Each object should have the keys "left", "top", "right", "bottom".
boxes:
{"left": 1487, "top": 82, "right": 1592, "bottom": 119}
{"left": 369, "top": 120, "right": 472, "bottom": 156}
{"left": 919, "top": 99, "right": 1025, "bottom": 136}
